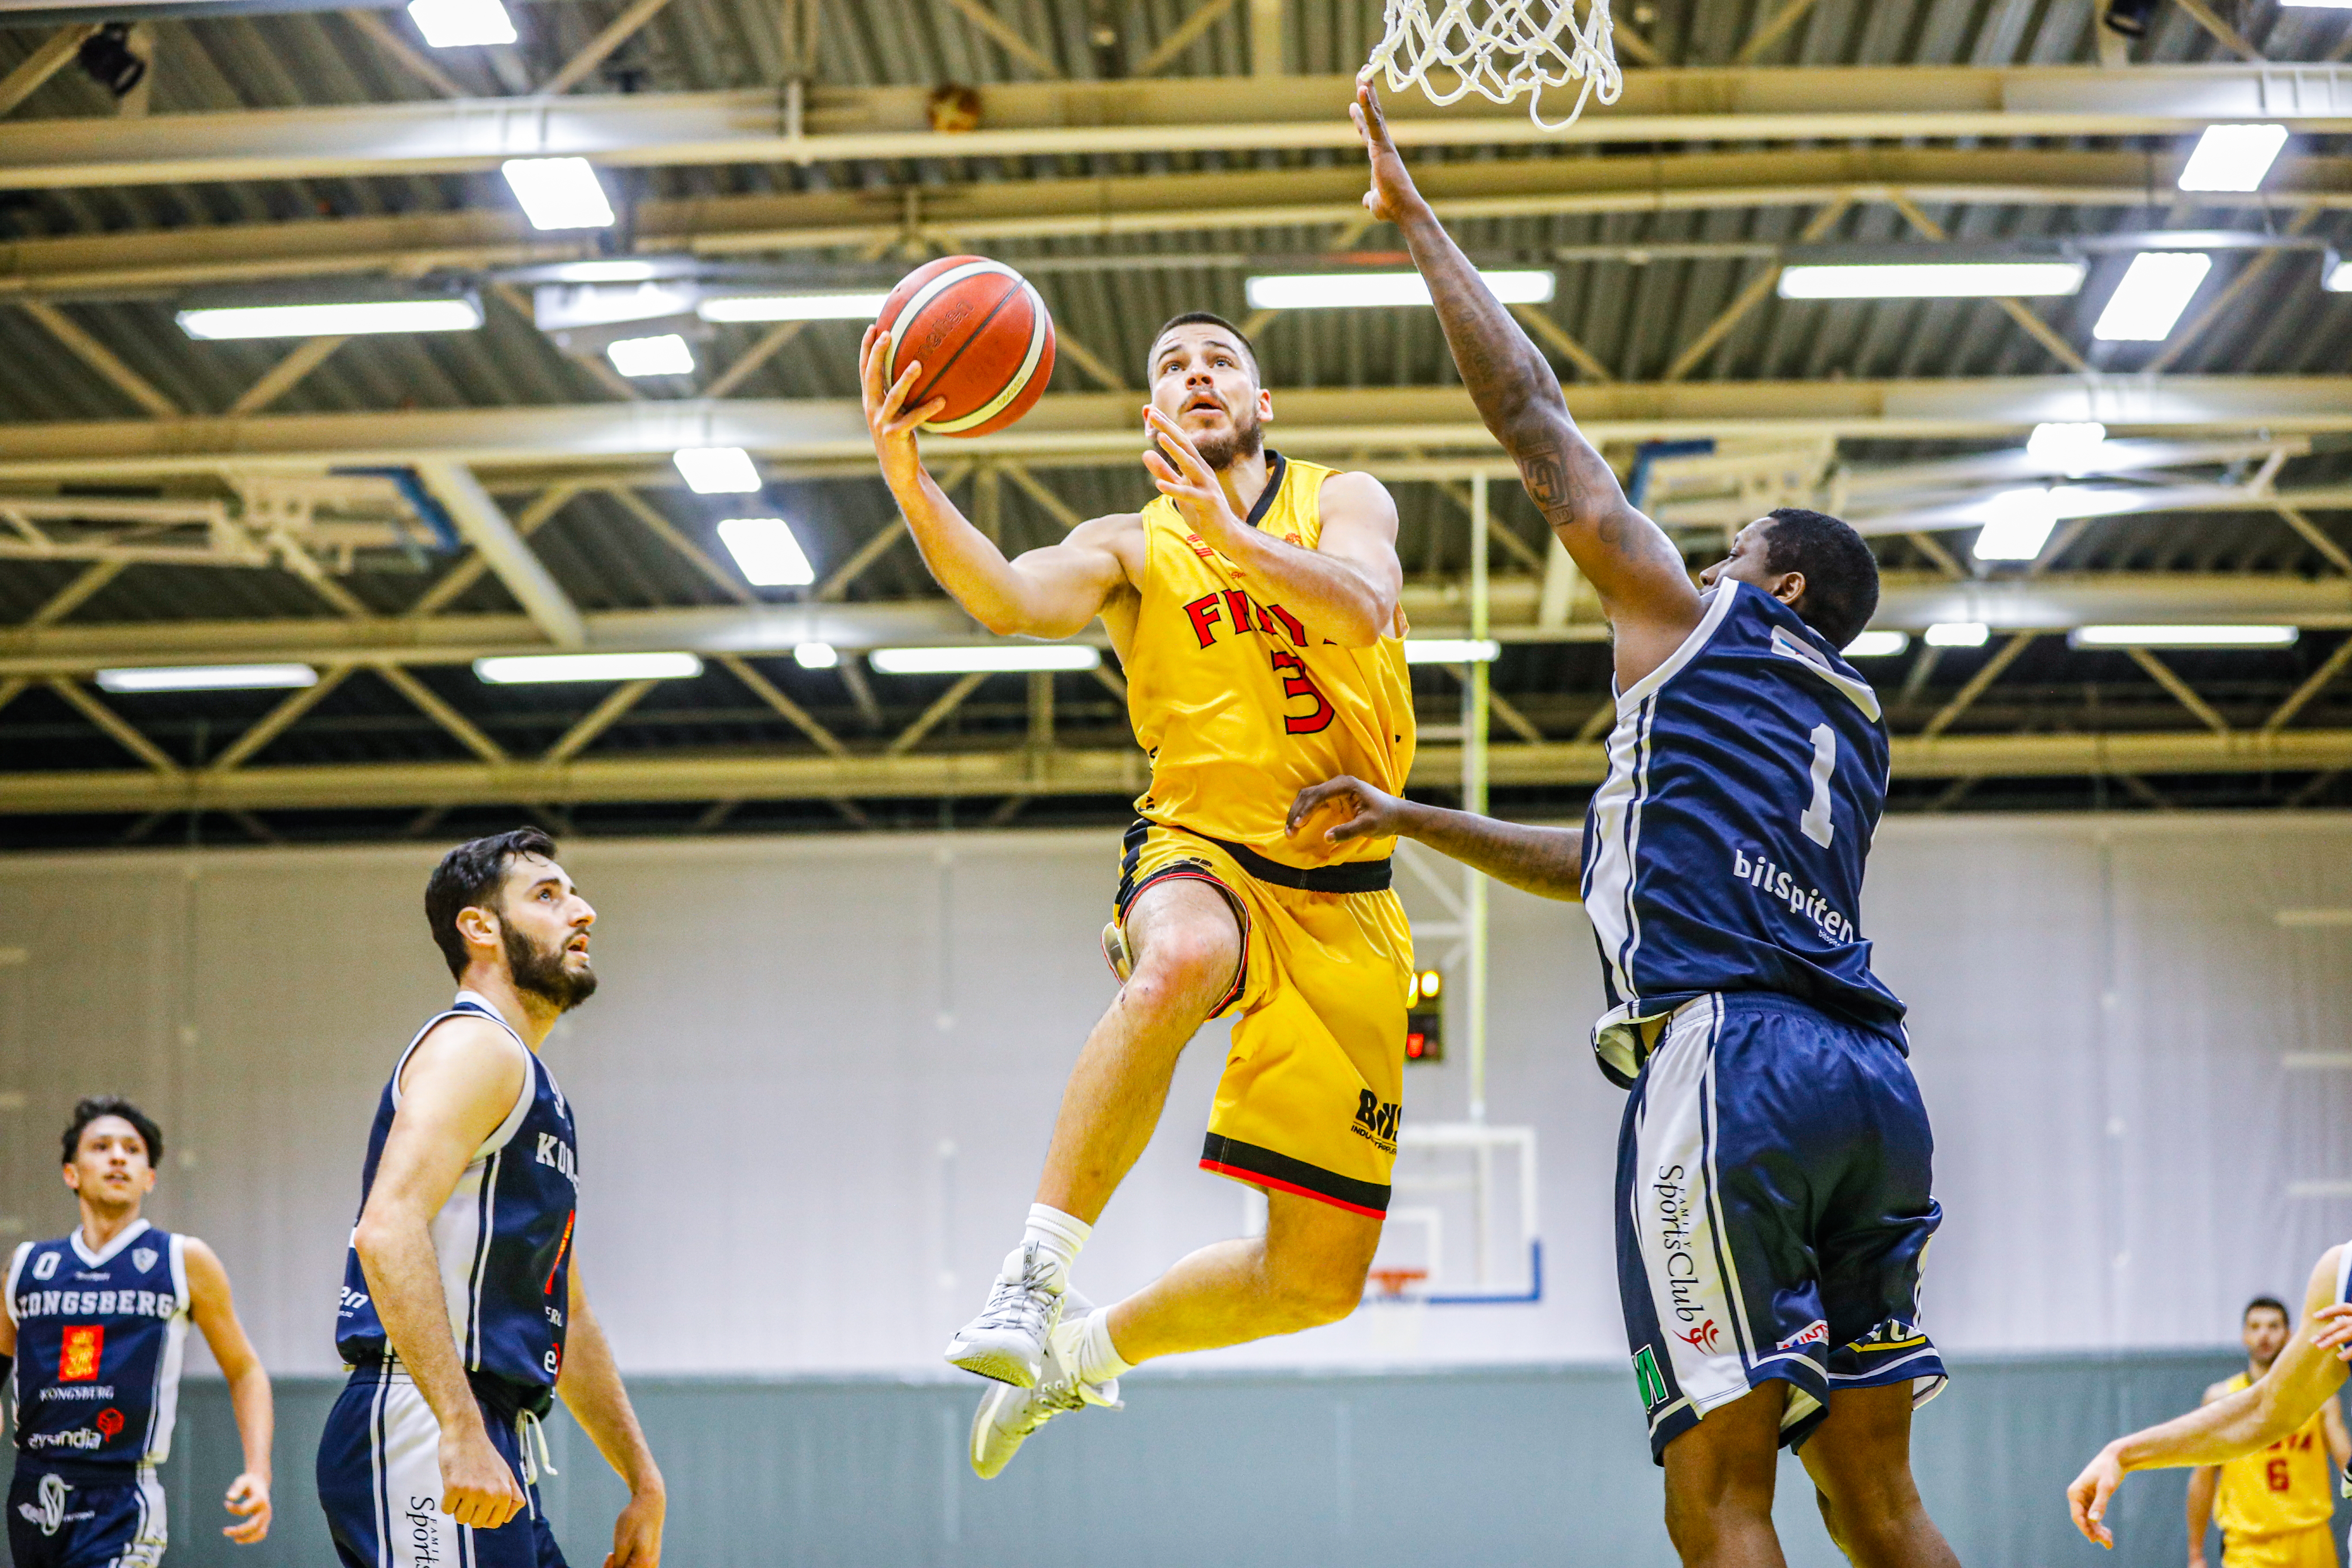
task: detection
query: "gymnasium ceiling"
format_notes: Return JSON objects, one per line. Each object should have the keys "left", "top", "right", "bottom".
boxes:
{"left": 1, "top": 0, "right": 2350, "bottom": 848}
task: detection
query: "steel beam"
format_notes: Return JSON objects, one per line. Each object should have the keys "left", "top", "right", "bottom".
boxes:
{"left": 5, "top": 66, "right": 2349, "bottom": 190}
{"left": 413, "top": 460, "right": 588, "bottom": 646}
{"left": 2, "top": 727, "right": 2347, "bottom": 815}
{"left": 2, "top": 573, "right": 2346, "bottom": 677}
{"left": 6, "top": 147, "right": 2348, "bottom": 301}
{"left": 6, "top": 377, "right": 2352, "bottom": 481}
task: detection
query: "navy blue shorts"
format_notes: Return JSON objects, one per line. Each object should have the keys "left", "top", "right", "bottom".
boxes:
{"left": 316, "top": 1363, "right": 567, "bottom": 1568}
{"left": 7, "top": 1464, "right": 167, "bottom": 1568}
{"left": 1615, "top": 992, "right": 1947, "bottom": 1462}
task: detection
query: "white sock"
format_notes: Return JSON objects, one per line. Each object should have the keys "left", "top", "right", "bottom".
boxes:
{"left": 1023, "top": 1204, "right": 1091, "bottom": 1278}
{"left": 1073, "top": 1308, "right": 1135, "bottom": 1385}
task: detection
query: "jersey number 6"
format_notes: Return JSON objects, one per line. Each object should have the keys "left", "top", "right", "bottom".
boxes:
{"left": 1270, "top": 650, "right": 1335, "bottom": 735}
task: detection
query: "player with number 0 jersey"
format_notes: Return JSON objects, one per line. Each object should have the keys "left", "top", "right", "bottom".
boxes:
{"left": 861, "top": 307, "right": 1415, "bottom": 1480}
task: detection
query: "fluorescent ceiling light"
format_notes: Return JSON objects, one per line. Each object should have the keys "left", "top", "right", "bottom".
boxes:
{"left": 2178, "top": 124, "right": 2290, "bottom": 193}
{"left": 793, "top": 643, "right": 838, "bottom": 669}
{"left": 2026, "top": 421, "right": 2106, "bottom": 465}
{"left": 715, "top": 517, "right": 814, "bottom": 586}
{"left": 698, "top": 291, "right": 891, "bottom": 323}
{"left": 673, "top": 447, "right": 761, "bottom": 494}
{"left": 606, "top": 333, "right": 695, "bottom": 377}
{"left": 2093, "top": 252, "right": 2213, "bottom": 341}
{"left": 405, "top": 0, "right": 514, "bottom": 46}
{"left": 564, "top": 260, "right": 662, "bottom": 283}
{"left": 501, "top": 157, "right": 616, "bottom": 231}
{"left": 1403, "top": 638, "right": 1503, "bottom": 664}
{"left": 869, "top": 646, "right": 1102, "bottom": 674}
{"left": 2070, "top": 625, "right": 2298, "bottom": 649}
{"left": 1776, "top": 261, "right": 2085, "bottom": 300}
{"left": 96, "top": 663, "right": 317, "bottom": 693}
{"left": 2326, "top": 257, "right": 2352, "bottom": 293}
{"left": 474, "top": 652, "right": 704, "bottom": 684}
{"left": 1972, "top": 488, "right": 2060, "bottom": 561}
{"left": 1242, "top": 271, "right": 1554, "bottom": 310}
{"left": 1925, "top": 622, "right": 1990, "bottom": 648}
{"left": 1842, "top": 631, "right": 1910, "bottom": 658}
{"left": 2282, "top": 0, "right": 2352, "bottom": 7}
{"left": 178, "top": 296, "right": 481, "bottom": 340}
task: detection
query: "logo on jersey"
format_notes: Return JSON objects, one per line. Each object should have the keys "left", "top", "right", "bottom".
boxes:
{"left": 58, "top": 1325, "right": 103, "bottom": 1381}
{"left": 1777, "top": 1319, "right": 1829, "bottom": 1351}
{"left": 18, "top": 1474, "right": 94, "bottom": 1537}
{"left": 94, "top": 1407, "right": 125, "bottom": 1439}
{"left": 1675, "top": 1319, "right": 1722, "bottom": 1354}
{"left": 1729, "top": 847, "right": 1856, "bottom": 944}
{"left": 1351, "top": 1090, "right": 1400, "bottom": 1151}
{"left": 131, "top": 1247, "right": 157, "bottom": 1273}
{"left": 1632, "top": 1347, "right": 1670, "bottom": 1411}
{"left": 31, "top": 1251, "right": 58, "bottom": 1282}
{"left": 1652, "top": 1164, "right": 1715, "bottom": 1334}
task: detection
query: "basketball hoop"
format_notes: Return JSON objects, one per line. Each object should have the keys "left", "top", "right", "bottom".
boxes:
{"left": 1364, "top": 0, "right": 1623, "bottom": 131}
{"left": 1366, "top": 1266, "right": 1430, "bottom": 1301}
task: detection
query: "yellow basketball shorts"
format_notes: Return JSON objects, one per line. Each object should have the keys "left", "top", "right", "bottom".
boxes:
{"left": 2224, "top": 1526, "right": 2339, "bottom": 1568}
{"left": 1113, "top": 819, "right": 1416, "bottom": 1218}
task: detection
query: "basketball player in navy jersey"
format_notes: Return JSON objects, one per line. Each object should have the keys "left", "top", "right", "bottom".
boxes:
{"left": 2, "top": 1097, "right": 275, "bottom": 1568}
{"left": 1334, "top": 82, "right": 1961, "bottom": 1568}
{"left": 315, "top": 829, "right": 665, "bottom": 1568}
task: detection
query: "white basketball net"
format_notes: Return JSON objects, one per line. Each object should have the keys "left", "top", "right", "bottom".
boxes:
{"left": 1365, "top": 0, "right": 1623, "bottom": 131}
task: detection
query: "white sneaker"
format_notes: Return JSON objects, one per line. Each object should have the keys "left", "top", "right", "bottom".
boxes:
{"left": 944, "top": 1241, "right": 1068, "bottom": 1388}
{"left": 968, "top": 1311, "right": 1122, "bottom": 1480}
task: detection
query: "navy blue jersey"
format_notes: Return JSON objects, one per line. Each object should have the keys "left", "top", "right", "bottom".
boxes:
{"left": 5, "top": 1222, "right": 190, "bottom": 1475}
{"left": 1582, "top": 582, "right": 1906, "bottom": 1085}
{"left": 336, "top": 992, "right": 579, "bottom": 1392}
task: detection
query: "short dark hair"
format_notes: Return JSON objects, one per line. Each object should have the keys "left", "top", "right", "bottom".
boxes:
{"left": 1761, "top": 506, "right": 1881, "bottom": 650}
{"left": 2246, "top": 1295, "right": 2291, "bottom": 1323}
{"left": 62, "top": 1096, "right": 162, "bottom": 1168}
{"left": 1150, "top": 311, "right": 1259, "bottom": 382}
{"left": 425, "top": 827, "right": 559, "bottom": 981}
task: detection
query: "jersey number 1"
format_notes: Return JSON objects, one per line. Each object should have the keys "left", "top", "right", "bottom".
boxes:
{"left": 1800, "top": 724, "right": 1837, "bottom": 848}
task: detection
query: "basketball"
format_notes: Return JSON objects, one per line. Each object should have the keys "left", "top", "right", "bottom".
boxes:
{"left": 876, "top": 255, "right": 1057, "bottom": 438}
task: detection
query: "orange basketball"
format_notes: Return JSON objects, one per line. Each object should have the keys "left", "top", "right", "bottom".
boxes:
{"left": 876, "top": 256, "right": 1056, "bottom": 438}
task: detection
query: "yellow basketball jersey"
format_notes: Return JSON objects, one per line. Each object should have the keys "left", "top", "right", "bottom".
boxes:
{"left": 2216, "top": 1372, "right": 2337, "bottom": 1538}
{"left": 1121, "top": 452, "right": 1415, "bottom": 867}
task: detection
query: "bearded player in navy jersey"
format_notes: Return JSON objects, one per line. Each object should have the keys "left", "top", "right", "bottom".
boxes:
{"left": 2, "top": 1097, "right": 275, "bottom": 1568}
{"left": 1301, "top": 83, "right": 1963, "bottom": 1568}
{"left": 315, "top": 829, "right": 665, "bottom": 1568}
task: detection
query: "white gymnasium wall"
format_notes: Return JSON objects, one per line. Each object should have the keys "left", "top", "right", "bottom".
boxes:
{"left": 1, "top": 814, "right": 2348, "bottom": 1378}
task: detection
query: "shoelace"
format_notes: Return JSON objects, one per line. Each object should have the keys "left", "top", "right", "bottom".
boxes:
{"left": 971, "top": 1254, "right": 1059, "bottom": 1336}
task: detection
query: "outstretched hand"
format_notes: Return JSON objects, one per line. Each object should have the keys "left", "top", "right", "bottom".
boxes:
{"left": 2066, "top": 1444, "right": 2124, "bottom": 1550}
{"left": 1351, "top": 78, "right": 1428, "bottom": 228}
{"left": 859, "top": 325, "right": 948, "bottom": 487}
{"left": 2310, "top": 1301, "right": 2352, "bottom": 1359}
{"left": 1287, "top": 775, "right": 1412, "bottom": 848}
{"left": 1142, "top": 405, "right": 1246, "bottom": 548}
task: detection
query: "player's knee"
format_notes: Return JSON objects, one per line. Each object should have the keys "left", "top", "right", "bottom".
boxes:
{"left": 1271, "top": 1268, "right": 1362, "bottom": 1329}
{"left": 1126, "top": 927, "right": 1237, "bottom": 1013}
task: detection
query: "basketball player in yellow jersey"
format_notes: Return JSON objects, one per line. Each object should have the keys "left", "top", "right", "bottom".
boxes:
{"left": 859, "top": 309, "right": 1415, "bottom": 1478}
{"left": 2190, "top": 1297, "right": 2350, "bottom": 1568}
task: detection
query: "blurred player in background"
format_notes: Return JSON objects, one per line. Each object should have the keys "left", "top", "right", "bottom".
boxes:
{"left": 861, "top": 310, "right": 1417, "bottom": 1479}
{"left": 1346, "top": 79, "right": 1958, "bottom": 1568}
{"left": 2074, "top": 1269, "right": 2352, "bottom": 1559}
{"left": 315, "top": 829, "right": 665, "bottom": 1568}
{"left": 2, "top": 1096, "right": 274, "bottom": 1568}
{"left": 2188, "top": 1296, "right": 2349, "bottom": 1568}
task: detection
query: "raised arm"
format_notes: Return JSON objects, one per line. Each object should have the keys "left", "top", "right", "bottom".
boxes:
{"left": 556, "top": 1262, "right": 664, "bottom": 1568}
{"left": 351, "top": 1018, "right": 531, "bottom": 1534}
{"left": 1142, "top": 410, "right": 1402, "bottom": 647}
{"left": 1287, "top": 775, "right": 1583, "bottom": 900}
{"left": 185, "top": 1238, "right": 275, "bottom": 1544}
{"left": 1351, "top": 80, "right": 1701, "bottom": 679}
{"left": 2070, "top": 1249, "right": 2350, "bottom": 1547}
{"left": 861, "top": 324, "right": 1134, "bottom": 639}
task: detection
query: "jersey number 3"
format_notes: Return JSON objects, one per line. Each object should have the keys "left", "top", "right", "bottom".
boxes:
{"left": 1801, "top": 724, "right": 1838, "bottom": 848}
{"left": 1271, "top": 650, "right": 1335, "bottom": 734}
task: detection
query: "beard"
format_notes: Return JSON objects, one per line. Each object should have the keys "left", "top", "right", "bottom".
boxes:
{"left": 503, "top": 922, "right": 599, "bottom": 1011}
{"left": 1190, "top": 399, "right": 1264, "bottom": 472}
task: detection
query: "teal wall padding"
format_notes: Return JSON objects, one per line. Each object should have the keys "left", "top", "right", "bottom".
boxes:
{"left": 15, "top": 1352, "right": 2336, "bottom": 1568}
